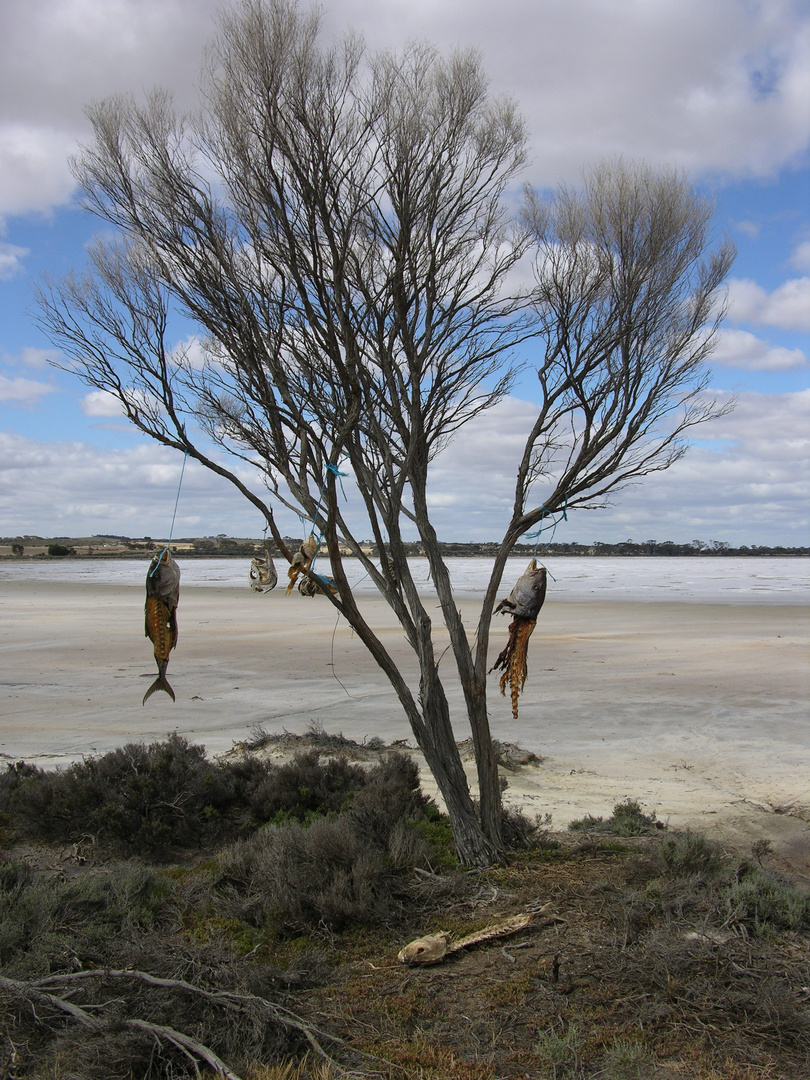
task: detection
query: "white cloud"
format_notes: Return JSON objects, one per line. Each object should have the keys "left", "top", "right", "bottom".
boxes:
{"left": 733, "top": 219, "right": 761, "bottom": 240}
{"left": 727, "top": 276, "right": 810, "bottom": 331}
{"left": 0, "top": 125, "right": 79, "bottom": 218}
{"left": 421, "top": 390, "right": 810, "bottom": 545}
{"left": 1, "top": 390, "right": 808, "bottom": 545}
{"left": 0, "top": 433, "right": 272, "bottom": 538}
{"left": 0, "top": 239, "right": 29, "bottom": 279}
{"left": 332, "top": 0, "right": 810, "bottom": 183}
{"left": 598, "top": 390, "right": 809, "bottom": 544}
{"left": 170, "top": 334, "right": 208, "bottom": 370}
{"left": 18, "top": 346, "right": 55, "bottom": 369}
{"left": 790, "top": 238, "right": 810, "bottom": 272}
{"left": 0, "top": 374, "right": 55, "bottom": 403}
{"left": 712, "top": 328, "right": 807, "bottom": 371}
{"left": 81, "top": 389, "right": 125, "bottom": 417}
{"left": 0, "top": 0, "right": 220, "bottom": 217}
{"left": 0, "top": 0, "right": 809, "bottom": 219}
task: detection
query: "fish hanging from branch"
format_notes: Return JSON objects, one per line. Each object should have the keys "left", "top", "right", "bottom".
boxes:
{"left": 285, "top": 534, "right": 320, "bottom": 595}
{"left": 249, "top": 547, "right": 278, "bottom": 593}
{"left": 298, "top": 573, "right": 338, "bottom": 597}
{"left": 491, "top": 560, "right": 547, "bottom": 719}
{"left": 143, "top": 549, "right": 180, "bottom": 704}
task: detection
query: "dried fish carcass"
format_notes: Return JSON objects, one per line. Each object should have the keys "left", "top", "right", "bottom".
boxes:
{"left": 491, "top": 560, "right": 547, "bottom": 719}
{"left": 249, "top": 548, "right": 278, "bottom": 592}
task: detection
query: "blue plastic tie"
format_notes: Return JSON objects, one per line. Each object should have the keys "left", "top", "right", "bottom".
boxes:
{"left": 523, "top": 494, "right": 568, "bottom": 558}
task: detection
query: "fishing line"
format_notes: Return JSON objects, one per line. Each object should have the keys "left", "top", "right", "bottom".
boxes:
{"left": 149, "top": 450, "right": 189, "bottom": 578}
{"left": 167, "top": 451, "right": 189, "bottom": 546}
{"left": 328, "top": 609, "right": 353, "bottom": 699}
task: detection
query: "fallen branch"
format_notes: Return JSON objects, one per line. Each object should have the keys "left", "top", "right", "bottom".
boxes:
{"left": 29, "top": 968, "right": 338, "bottom": 1061}
{"left": 0, "top": 974, "right": 242, "bottom": 1079}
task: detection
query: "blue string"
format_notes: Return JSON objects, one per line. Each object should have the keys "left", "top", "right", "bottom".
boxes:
{"left": 309, "top": 459, "right": 348, "bottom": 574}
{"left": 523, "top": 494, "right": 568, "bottom": 559}
{"left": 313, "top": 461, "right": 348, "bottom": 526}
{"left": 149, "top": 450, "right": 188, "bottom": 577}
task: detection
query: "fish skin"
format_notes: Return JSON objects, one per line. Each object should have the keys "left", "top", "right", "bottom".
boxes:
{"left": 143, "top": 550, "right": 180, "bottom": 705}
{"left": 495, "top": 560, "right": 547, "bottom": 620}
{"left": 250, "top": 548, "right": 278, "bottom": 593}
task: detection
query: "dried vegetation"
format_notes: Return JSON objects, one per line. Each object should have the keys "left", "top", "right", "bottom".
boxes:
{"left": 0, "top": 737, "right": 808, "bottom": 1079}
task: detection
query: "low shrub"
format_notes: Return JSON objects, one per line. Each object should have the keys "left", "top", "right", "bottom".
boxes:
{"left": 4, "top": 735, "right": 274, "bottom": 857}
{"left": 1, "top": 738, "right": 442, "bottom": 863}
{"left": 654, "top": 829, "right": 729, "bottom": 879}
{"left": 534, "top": 1024, "right": 584, "bottom": 1078}
{"left": 602, "top": 1039, "right": 655, "bottom": 1079}
{"left": 221, "top": 754, "right": 447, "bottom": 932}
{"left": 248, "top": 750, "right": 369, "bottom": 823}
{"left": 724, "top": 863, "right": 810, "bottom": 934}
{"left": 0, "top": 860, "right": 172, "bottom": 971}
{"left": 568, "top": 799, "right": 661, "bottom": 836}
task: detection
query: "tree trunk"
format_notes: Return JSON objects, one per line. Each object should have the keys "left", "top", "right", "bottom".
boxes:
{"left": 319, "top": 525, "right": 499, "bottom": 866}
{"left": 417, "top": 689, "right": 501, "bottom": 867}
{"left": 410, "top": 484, "right": 506, "bottom": 856}
{"left": 465, "top": 687, "right": 504, "bottom": 849}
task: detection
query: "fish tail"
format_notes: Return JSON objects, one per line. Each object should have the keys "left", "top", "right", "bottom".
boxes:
{"left": 142, "top": 674, "right": 176, "bottom": 705}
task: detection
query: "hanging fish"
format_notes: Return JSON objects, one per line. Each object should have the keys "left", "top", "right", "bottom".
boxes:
{"left": 491, "top": 560, "right": 547, "bottom": 719}
{"left": 298, "top": 573, "right": 338, "bottom": 597}
{"left": 495, "top": 559, "right": 547, "bottom": 619}
{"left": 249, "top": 547, "right": 278, "bottom": 592}
{"left": 285, "top": 534, "right": 319, "bottom": 595}
{"left": 143, "top": 549, "right": 180, "bottom": 705}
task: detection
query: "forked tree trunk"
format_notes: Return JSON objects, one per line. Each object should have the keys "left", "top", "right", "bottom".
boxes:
{"left": 416, "top": 682, "right": 501, "bottom": 867}
{"left": 318, "top": 531, "right": 500, "bottom": 866}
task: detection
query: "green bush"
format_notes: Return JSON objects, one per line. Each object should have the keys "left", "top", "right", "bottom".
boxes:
{"left": 47, "top": 543, "right": 72, "bottom": 556}
{"left": 603, "top": 1038, "right": 654, "bottom": 1079}
{"left": 568, "top": 799, "right": 660, "bottom": 837}
{"left": 4, "top": 736, "right": 279, "bottom": 857}
{"left": 248, "top": 749, "right": 369, "bottom": 823}
{"left": 1, "top": 738, "right": 441, "bottom": 865}
{"left": 0, "top": 860, "right": 170, "bottom": 969}
{"left": 534, "top": 1024, "right": 584, "bottom": 1078}
{"left": 724, "top": 864, "right": 810, "bottom": 934}
{"left": 655, "top": 829, "right": 729, "bottom": 879}
{"left": 221, "top": 754, "right": 446, "bottom": 931}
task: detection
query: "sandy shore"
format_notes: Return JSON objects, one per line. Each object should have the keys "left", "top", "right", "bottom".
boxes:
{"left": 2, "top": 578, "right": 808, "bottom": 878}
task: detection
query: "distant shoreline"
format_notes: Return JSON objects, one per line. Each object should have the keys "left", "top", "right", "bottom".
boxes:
{"left": 2, "top": 536, "right": 808, "bottom": 560}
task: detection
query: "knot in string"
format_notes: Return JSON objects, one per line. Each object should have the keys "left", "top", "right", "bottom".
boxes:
{"left": 523, "top": 494, "right": 568, "bottom": 559}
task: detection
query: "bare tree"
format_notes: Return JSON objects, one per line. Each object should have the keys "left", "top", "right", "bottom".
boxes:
{"left": 35, "top": 0, "right": 734, "bottom": 866}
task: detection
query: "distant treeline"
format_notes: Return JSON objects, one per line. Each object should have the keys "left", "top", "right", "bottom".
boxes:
{"left": 444, "top": 540, "right": 810, "bottom": 557}
{"left": 2, "top": 535, "right": 808, "bottom": 558}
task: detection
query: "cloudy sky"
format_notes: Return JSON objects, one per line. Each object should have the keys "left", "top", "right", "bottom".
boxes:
{"left": 1, "top": 0, "right": 808, "bottom": 546}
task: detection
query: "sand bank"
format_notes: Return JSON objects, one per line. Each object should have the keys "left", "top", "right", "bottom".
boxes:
{"left": 1, "top": 579, "right": 808, "bottom": 878}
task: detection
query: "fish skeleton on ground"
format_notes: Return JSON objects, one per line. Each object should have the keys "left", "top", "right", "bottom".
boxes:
{"left": 143, "top": 549, "right": 180, "bottom": 705}
{"left": 398, "top": 912, "right": 537, "bottom": 965}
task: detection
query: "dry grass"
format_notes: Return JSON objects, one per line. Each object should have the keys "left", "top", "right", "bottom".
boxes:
{"left": 0, "top": 746, "right": 808, "bottom": 1080}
